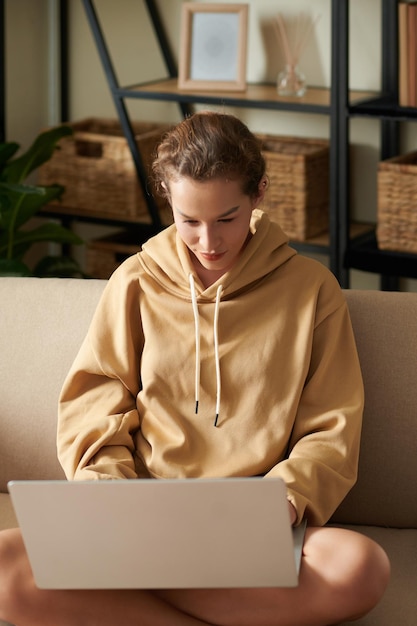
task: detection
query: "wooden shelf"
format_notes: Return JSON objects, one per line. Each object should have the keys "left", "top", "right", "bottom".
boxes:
{"left": 40, "top": 204, "right": 372, "bottom": 258}
{"left": 347, "top": 231, "right": 417, "bottom": 279}
{"left": 129, "top": 79, "right": 331, "bottom": 105}
{"left": 290, "top": 222, "right": 373, "bottom": 255}
{"left": 40, "top": 204, "right": 172, "bottom": 228}
{"left": 122, "top": 78, "right": 377, "bottom": 114}
{"left": 298, "top": 222, "right": 373, "bottom": 246}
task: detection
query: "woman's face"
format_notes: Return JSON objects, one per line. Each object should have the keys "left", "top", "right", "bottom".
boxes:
{"left": 170, "top": 176, "right": 265, "bottom": 286}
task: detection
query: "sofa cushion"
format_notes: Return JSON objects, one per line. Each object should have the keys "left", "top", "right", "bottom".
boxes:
{"left": 332, "top": 291, "right": 417, "bottom": 529}
{"left": 0, "top": 277, "right": 106, "bottom": 492}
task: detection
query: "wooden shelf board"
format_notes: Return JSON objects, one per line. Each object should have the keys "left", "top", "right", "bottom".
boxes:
{"left": 40, "top": 204, "right": 172, "bottom": 228}
{"left": 41, "top": 206, "right": 373, "bottom": 255}
{"left": 126, "top": 79, "right": 376, "bottom": 110}
{"left": 347, "top": 230, "right": 417, "bottom": 278}
{"left": 130, "top": 80, "right": 330, "bottom": 106}
{"left": 294, "top": 222, "right": 372, "bottom": 246}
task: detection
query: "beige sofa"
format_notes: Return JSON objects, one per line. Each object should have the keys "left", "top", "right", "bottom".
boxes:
{"left": 0, "top": 277, "right": 416, "bottom": 626}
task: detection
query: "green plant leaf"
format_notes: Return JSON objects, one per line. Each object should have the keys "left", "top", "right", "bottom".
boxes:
{"left": 21, "top": 222, "right": 83, "bottom": 245}
{"left": 0, "top": 143, "right": 20, "bottom": 173}
{"left": 0, "top": 181, "right": 47, "bottom": 195}
{"left": 2, "top": 125, "right": 73, "bottom": 183}
{"left": 0, "top": 184, "right": 64, "bottom": 229}
{"left": 0, "top": 125, "right": 84, "bottom": 274}
{"left": 0, "top": 223, "right": 83, "bottom": 256}
{"left": 0, "top": 258, "right": 31, "bottom": 276}
{"left": 33, "top": 255, "right": 85, "bottom": 278}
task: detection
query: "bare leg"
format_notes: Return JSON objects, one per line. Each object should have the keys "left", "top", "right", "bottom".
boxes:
{"left": 0, "top": 529, "right": 211, "bottom": 626}
{"left": 157, "top": 527, "right": 390, "bottom": 626}
{"left": 0, "top": 526, "right": 390, "bottom": 626}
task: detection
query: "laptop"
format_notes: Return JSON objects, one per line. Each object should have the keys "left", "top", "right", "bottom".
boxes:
{"left": 8, "top": 476, "right": 305, "bottom": 590}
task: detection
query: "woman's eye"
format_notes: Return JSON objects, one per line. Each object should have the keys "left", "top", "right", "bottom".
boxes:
{"left": 219, "top": 218, "right": 234, "bottom": 223}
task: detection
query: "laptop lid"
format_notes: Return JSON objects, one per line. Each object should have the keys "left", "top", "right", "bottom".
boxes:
{"left": 8, "top": 477, "right": 304, "bottom": 590}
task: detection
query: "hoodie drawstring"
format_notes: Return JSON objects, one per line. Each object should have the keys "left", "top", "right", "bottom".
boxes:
{"left": 189, "top": 274, "right": 200, "bottom": 416}
{"left": 213, "top": 285, "right": 222, "bottom": 426}
{"left": 189, "top": 274, "right": 223, "bottom": 427}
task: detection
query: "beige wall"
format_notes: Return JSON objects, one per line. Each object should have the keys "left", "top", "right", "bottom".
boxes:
{"left": 6, "top": 0, "right": 51, "bottom": 144}
{"left": 5, "top": 0, "right": 417, "bottom": 290}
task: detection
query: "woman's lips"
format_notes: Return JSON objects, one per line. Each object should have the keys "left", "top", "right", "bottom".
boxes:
{"left": 200, "top": 252, "right": 226, "bottom": 262}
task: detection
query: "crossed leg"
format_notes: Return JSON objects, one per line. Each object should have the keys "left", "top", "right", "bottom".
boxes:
{"left": 157, "top": 527, "right": 390, "bottom": 626}
{"left": 0, "top": 526, "right": 389, "bottom": 626}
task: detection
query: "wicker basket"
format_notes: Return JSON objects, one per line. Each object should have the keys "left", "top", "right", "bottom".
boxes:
{"left": 257, "top": 135, "right": 329, "bottom": 241}
{"left": 38, "top": 118, "right": 171, "bottom": 224}
{"left": 86, "top": 230, "right": 143, "bottom": 279}
{"left": 377, "top": 151, "right": 417, "bottom": 253}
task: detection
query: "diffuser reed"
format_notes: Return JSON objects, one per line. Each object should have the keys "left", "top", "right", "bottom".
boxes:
{"left": 274, "top": 12, "right": 318, "bottom": 97}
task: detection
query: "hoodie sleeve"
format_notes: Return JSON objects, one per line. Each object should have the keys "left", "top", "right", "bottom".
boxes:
{"left": 57, "top": 255, "right": 144, "bottom": 481}
{"left": 266, "top": 279, "right": 364, "bottom": 527}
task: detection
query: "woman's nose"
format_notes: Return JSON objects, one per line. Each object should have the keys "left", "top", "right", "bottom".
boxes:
{"left": 199, "top": 225, "right": 219, "bottom": 251}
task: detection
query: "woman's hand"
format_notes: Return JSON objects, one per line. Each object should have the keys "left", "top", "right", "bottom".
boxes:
{"left": 288, "top": 500, "right": 297, "bottom": 526}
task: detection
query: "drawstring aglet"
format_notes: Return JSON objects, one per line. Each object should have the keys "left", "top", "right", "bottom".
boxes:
{"left": 214, "top": 414, "right": 219, "bottom": 427}
{"left": 195, "top": 400, "right": 199, "bottom": 415}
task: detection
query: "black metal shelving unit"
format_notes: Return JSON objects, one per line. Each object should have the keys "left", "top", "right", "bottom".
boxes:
{"left": 343, "top": 0, "right": 417, "bottom": 289}
{"left": 80, "top": 0, "right": 353, "bottom": 285}
{"left": 64, "top": 0, "right": 417, "bottom": 289}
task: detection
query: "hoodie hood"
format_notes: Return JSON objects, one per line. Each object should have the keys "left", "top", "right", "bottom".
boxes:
{"left": 139, "top": 210, "right": 297, "bottom": 426}
{"left": 139, "top": 209, "right": 296, "bottom": 301}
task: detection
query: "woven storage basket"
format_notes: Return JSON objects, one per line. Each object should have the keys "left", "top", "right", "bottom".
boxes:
{"left": 377, "top": 151, "right": 417, "bottom": 253}
{"left": 86, "top": 230, "right": 142, "bottom": 279}
{"left": 257, "top": 135, "right": 329, "bottom": 240}
{"left": 38, "top": 118, "right": 171, "bottom": 224}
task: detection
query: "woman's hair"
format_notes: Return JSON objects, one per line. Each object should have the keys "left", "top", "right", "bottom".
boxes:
{"left": 152, "top": 111, "right": 266, "bottom": 201}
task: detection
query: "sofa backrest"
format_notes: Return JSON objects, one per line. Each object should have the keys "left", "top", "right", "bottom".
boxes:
{"left": 332, "top": 290, "right": 417, "bottom": 529}
{"left": 0, "top": 277, "right": 106, "bottom": 491}
{"left": 1, "top": 278, "right": 416, "bottom": 529}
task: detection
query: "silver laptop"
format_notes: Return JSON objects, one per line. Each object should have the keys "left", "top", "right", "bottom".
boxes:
{"left": 8, "top": 477, "right": 305, "bottom": 590}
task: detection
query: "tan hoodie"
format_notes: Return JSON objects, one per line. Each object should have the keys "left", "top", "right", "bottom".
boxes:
{"left": 58, "top": 210, "right": 364, "bottom": 526}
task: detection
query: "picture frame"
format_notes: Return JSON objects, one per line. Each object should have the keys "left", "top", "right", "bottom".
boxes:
{"left": 178, "top": 3, "right": 248, "bottom": 92}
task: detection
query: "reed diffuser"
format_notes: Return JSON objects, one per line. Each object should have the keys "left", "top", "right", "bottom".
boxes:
{"left": 274, "top": 12, "right": 318, "bottom": 97}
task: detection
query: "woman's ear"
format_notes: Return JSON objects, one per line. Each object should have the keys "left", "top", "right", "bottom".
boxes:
{"left": 253, "top": 176, "right": 269, "bottom": 208}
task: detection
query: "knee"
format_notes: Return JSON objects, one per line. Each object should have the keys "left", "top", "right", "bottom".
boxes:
{"left": 356, "top": 534, "right": 390, "bottom": 613}
{"left": 306, "top": 527, "right": 390, "bottom": 622}
{"left": 339, "top": 532, "right": 391, "bottom": 619}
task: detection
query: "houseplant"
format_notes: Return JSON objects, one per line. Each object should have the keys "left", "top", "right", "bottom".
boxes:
{"left": 0, "top": 125, "right": 84, "bottom": 277}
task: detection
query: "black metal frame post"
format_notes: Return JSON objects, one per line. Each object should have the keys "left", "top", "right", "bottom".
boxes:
{"left": 59, "top": 0, "right": 69, "bottom": 123}
{"left": 81, "top": 0, "right": 163, "bottom": 229}
{"left": 0, "top": 0, "right": 5, "bottom": 142}
{"left": 330, "top": 0, "right": 349, "bottom": 287}
{"left": 381, "top": 0, "right": 399, "bottom": 160}
{"left": 143, "top": 0, "right": 191, "bottom": 119}
{"left": 380, "top": 0, "right": 400, "bottom": 290}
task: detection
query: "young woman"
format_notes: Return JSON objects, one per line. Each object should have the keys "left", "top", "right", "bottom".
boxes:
{"left": 0, "top": 111, "right": 389, "bottom": 626}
